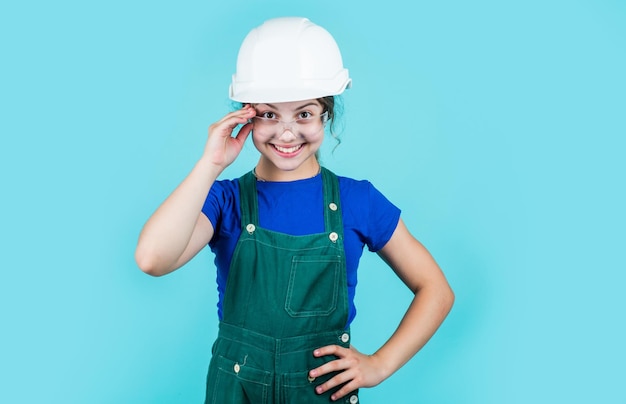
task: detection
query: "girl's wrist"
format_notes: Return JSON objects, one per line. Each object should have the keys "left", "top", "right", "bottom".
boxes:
{"left": 196, "top": 156, "right": 225, "bottom": 178}
{"left": 370, "top": 352, "right": 394, "bottom": 382}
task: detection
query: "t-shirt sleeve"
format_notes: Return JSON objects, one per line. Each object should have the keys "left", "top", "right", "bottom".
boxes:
{"left": 201, "top": 179, "right": 239, "bottom": 244}
{"left": 363, "top": 182, "right": 401, "bottom": 252}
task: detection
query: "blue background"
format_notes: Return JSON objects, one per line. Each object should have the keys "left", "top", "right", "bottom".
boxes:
{"left": 1, "top": 0, "right": 625, "bottom": 403}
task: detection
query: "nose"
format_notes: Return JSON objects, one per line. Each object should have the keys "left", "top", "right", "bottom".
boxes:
{"left": 278, "top": 127, "right": 297, "bottom": 141}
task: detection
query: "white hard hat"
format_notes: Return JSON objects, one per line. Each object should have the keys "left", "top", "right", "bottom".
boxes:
{"left": 229, "top": 17, "right": 351, "bottom": 103}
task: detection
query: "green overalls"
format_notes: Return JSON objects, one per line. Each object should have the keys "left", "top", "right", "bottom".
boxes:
{"left": 205, "top": 168, "right": 359, "bottom": 404}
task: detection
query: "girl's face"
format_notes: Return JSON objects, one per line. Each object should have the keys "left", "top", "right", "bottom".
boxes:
{"left": 251, "top": 99, "right": 326, "bottom": 180}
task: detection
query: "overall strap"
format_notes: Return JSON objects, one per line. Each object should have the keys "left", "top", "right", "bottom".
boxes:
{"left": 237, "top": 170, "right": 259, "bottom": 226}
{"left": 321, "top": 167, "right": 344, "bottom": 236}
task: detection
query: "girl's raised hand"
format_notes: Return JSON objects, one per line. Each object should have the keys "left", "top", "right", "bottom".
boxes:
{"left": 203, "top": 104, "right": 256, "bottom": 169}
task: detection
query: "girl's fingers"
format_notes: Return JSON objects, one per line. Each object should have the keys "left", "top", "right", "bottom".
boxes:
{"left": 313, "top": 344, "right": 346, "bottom": 358}
{"left": 217, "top": 105, "right": 255, "bottom": 124}
{"left": 309, "top": 345, "right": 350, "bottom": 378}
{"left": 203, "top": 106, "right": 256, "bottom": 167}
{"left": 330, "top": 381, "right": 360, "bottom": 402}
{"left": 233, "top": 122, "right": 253, "bottom": 144}
{"left": 213, "top": 107, "right": 256, "bottom": 136}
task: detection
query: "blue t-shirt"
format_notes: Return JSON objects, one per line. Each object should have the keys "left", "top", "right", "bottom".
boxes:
{"left": 202, "top": 171, "right": 401, "bottom": 327}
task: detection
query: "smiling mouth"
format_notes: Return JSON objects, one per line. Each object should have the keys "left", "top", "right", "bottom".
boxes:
{"left": 272, "top": 144, "right": 303, "bottom": 154}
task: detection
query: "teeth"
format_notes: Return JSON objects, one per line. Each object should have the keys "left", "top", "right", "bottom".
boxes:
{"left": 274, "top": 144, "right": 302, "bottom": 153}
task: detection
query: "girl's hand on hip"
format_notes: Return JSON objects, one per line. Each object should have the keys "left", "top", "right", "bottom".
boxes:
{"left": 203, "top": 104, "right": 256, "bottom": 169}
{"left": 309, "top": 344, "right": 387, "bottom": 401}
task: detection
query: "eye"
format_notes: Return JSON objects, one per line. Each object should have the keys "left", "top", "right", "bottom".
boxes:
{"left": 260, "top": 111, "right": 276, "bottom": 119}
{"left": 298, "top": 111, "right": 313, "bottom": 120}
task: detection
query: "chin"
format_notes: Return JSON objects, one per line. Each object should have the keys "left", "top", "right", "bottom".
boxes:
{"left": 266, "top": 153, "right": 319, "bottom": 173}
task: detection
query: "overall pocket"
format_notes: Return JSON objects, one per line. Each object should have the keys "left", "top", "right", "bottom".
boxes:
{"left": 285, "top": 255, "right": 341, "bottom": 318}
{"left": 281, "top": 369, "right": 333, "bottom": 403}
{"left": 206, "top": 354, "right": 272, "bottom": 404}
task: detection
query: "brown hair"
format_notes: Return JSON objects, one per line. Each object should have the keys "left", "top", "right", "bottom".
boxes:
{"left": 318, "top": 95, "right": 343, "bottom": 153}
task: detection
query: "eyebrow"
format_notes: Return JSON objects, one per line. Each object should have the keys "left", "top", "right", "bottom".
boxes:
{"left": 263, "top": 102, "right": 319, "bottom": 111}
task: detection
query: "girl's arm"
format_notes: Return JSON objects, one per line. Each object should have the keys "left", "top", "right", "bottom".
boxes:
{"left": 309, "top": 218, "right": 454, "bottom": 401}
{"left": 135, "top": 105, "right": 256, "bottom": 276}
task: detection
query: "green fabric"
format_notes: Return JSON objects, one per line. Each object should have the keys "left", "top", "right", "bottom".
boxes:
{"left": 205, "top": 168, "right": 359, "bottom": 403}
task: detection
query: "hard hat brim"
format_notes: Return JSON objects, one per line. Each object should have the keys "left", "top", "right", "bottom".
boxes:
{"left": 229, "top": 75, "right": 351, "bottom": 104}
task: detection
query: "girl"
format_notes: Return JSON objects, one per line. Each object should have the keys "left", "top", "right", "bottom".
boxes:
{"left": 135, "top": 17, "right": 454, "bottom": 404}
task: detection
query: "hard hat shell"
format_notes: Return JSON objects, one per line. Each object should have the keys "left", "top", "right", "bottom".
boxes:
{"left": 229, "top": 17, "right": 351, "bottom": 103}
